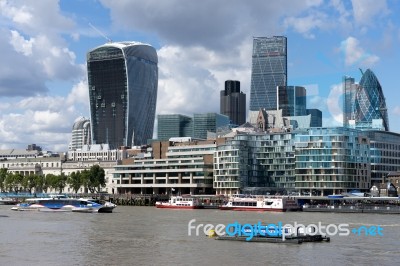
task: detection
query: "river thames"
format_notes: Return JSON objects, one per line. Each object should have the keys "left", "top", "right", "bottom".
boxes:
{"left": 0, "top": 205, "right": 399, "bottom": 266}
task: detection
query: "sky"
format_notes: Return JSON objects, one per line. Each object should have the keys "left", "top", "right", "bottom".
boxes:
{"left": 0, "top": 0, "right": 399, "bottom": 152}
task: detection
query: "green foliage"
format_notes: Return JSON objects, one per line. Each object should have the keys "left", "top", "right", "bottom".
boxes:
{"left": 0, "top": 165, "right": 107, "bottom": 194}
{"left": 0, "top": 168, "right": 7, "bottom": 192}
{"left": 67, "top": 171, "right": 82, "bottom": 193}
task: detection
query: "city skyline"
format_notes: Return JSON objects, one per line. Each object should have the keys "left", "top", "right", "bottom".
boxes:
{"left": 0, "top": 0, "right": 399, "bottom": 151}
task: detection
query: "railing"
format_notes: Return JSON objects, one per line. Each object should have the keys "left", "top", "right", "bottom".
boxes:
{"left": 303, "top": 204, "right": 400, "bottom": 212}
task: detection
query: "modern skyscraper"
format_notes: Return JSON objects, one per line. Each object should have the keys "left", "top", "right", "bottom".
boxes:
{"left": 249, "top": 36, "right": 287, "bottom": 111}
{"left": 87, "top": 42, "right": 158, "bottom": 148}
{"left": 220, "top": 80, "right": 246, "bottom": 126}
{"left": 355, "top": 69, "right": 389, "bottom": 131}
{"left": 157, "top": 114, "right": 193, "bottom": 141}
{"left": 69, "top": 117, "right": 91, "bottom": 151}
{"left": 277, "top": 86, "right": 306, "bottom": 116}
{"left": 343, "top": 76, "right": 358, "bottom": 127}
{"left": 306, "top": 109, "right": 322, "bottom": 127}
{"left": 193, "top": 113, "right": 230, "bottom": 139}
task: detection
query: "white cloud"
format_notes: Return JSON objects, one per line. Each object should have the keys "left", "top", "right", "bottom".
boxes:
{"left": 0, "top": 0, "right": 75, "bottom": 36}
{"left": 393, "top": 106, "right": 400, "bottom": 116}
{"left": 283, "top": 11, "right": 329, "bottom": 39}
{"left": 326, "top": 83, "right": 343, "bottom": 125}
{"left": 340, "top": 36, "right": 379, "bottom": 67}
{"left": 351, "top": 0, "right": 389, "bottom": 26}
{"left": 9, "top": 30, "right": 34, "bottom": 56}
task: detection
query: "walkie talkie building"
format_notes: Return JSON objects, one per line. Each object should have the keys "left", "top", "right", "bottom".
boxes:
{"left": 87, "top": 42, "right": 158, "bottom": 148}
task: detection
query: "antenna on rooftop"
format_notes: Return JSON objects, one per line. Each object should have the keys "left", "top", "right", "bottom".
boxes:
{"left": 89, "top": 23, "right": 112, "bottom": 43}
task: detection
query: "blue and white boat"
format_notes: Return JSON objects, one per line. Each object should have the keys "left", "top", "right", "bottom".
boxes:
{"left": 11, "top": 195, "right": 116, "bottom": 213}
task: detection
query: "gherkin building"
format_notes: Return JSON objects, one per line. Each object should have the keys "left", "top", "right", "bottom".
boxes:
{"left": 354, "top": 69, "right": 389, "bottom": 131}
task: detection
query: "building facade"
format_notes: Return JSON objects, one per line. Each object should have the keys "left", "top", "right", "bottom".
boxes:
{"left": 69, "top": 117, "right": 91, "bottom": 151}
{"left": 365, "top": 130, "right": 400, "bottom": 185}
{"left": 277, "top": 86, "right": 306, "bottom": 116}
{"left": 354, "top": 69, "right": 389, "bottom": 131}
{"left": 193, "top": 113, "right": 230, "bottom": 140}
{"left": 220, "top": 80, "right": 246, "bottom": 126}
{"left": 157, "top": 114, "right": 193, "bottom": 141}
{"left": 87, "top": 42, "right": 158, "bottom": 148}
{"left": 113, "top": 141, "right": 216, "bottom": 195}
{"left": 295, "top": 127, "right": 371, "bottom": 195}
{"left": 343, "top": 76, "right": 358, "bottom": 127}
{"left": 214, "top": 131, "right": 296, "bottom": 195}
{"left": 249, "top": 36, "right": 287, "bottom": 111}
{"left": 306, "top": 109, "right": 323, "bottom": 127}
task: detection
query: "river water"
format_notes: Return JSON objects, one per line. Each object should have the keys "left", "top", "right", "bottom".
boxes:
{"left": 0, "top": 205, "right": 399, "bottom": 266}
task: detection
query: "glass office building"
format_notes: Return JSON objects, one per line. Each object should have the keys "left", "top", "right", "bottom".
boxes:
{"left": 220, "top": 80, "right": 246, "bottom": 126}
{"left": 157, "top": 114, "right": 193, "bottom": 141}
{"left": 306, "top": 109, "right": 323, "bottom": 127}
{"left": 277, "top": 86, "right": 306, "bottom": 116}
{"left": 249, "top": 36, "right": 287, "bottom": 111}
{"left": 365, "top": 130, "right": 400, "bottom": 185}
{"left": 193, "top": 113, "right": 230, "bottom": 140}
{"left": 87, "top": 42, "right": 158, "bottom": 148}
{"left": 355, "top": 69, "right": 389, "bottom": 131}
{"left": 343, "top": 76, "right": 358, "bottom": 127}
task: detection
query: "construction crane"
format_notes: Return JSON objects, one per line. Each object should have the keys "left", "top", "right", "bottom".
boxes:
{"left": 89, "top": 23, "right": 112, "bottom": 43}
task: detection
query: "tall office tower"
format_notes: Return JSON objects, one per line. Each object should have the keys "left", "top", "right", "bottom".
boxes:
{"left": 355, "top": 69, "right": 389, "bottom": 131}
{"left": 193, "top": 113, "right": 230, "bottom": 140}
{"left": 249, "top": 36, "right": 287, "bottom": 111}
{"left": 157, "top": 114, "right": 193, "bottom": 141}
{"left": 87, "top": 42, "right": 158, "bottom": 148}
{"left": 277, "top": 86, "right": 306, "bottom": 116}
{"left": 343, "top": 76, "right": 359, "bottom": 127}
{"left": 220, "top": 80, "right": 246, "bottom": 126}
{"left": 69, "top": 117, "right": 91, "bottom": 151}
{"left": 306, "top": 109, "right": 322, "bottom": 127}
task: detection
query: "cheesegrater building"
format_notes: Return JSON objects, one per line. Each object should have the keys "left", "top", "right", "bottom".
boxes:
{"left": 249, "top": 36, "right": 287, "bottom": 111}
{"left": 87, "top": 42, "right": 158, "bottom": 148}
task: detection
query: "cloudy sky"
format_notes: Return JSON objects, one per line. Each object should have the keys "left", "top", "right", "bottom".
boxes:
{"left": 0, "top": 0, "right": 399, "bottom": 151}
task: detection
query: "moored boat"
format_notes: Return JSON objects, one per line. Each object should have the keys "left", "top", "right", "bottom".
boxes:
{"left": 220, "top": 194, "right": 300, "bottom": 212}
{"left": 11, "top": 195, "right": 116, "bottom": 213}
{"left": 155, "top": 195, "right": 203, "bottom": 209}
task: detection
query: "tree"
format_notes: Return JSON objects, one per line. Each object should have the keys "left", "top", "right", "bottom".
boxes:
{"left": 45, "top": 174, "right": 58, "bottom": 193}
{"left": 87, "top": 165, "right": 106, "bottom": 193}
{"left": 5, "top": 173, "right": 23, "bottom": 193}
{"left": 34, "top": 174, "right": 46, "bottom": 193}
{"left": 22, "top": 174, "right": 37, "bottom": 193}
{"left": 0, "top": 168, "right": 7, "bottom": 192}
{"left": 56, "top": 173, "right": 68, "bottom": 194}
{"left": 67, "top": 171, "right": 82, "bottom": 193}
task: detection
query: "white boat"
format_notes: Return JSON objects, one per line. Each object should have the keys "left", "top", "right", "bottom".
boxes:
{"left": 220, "top": 194, "right": 300, "bottom": 212}
{"left": 11, "top": 195, "right": 116, "bottom": 213}
{"left": 155, "top": 195, "right": 203, "bottom": 209}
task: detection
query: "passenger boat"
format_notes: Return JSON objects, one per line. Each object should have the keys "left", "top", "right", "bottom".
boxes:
{"left": 11, "top": 195, "right": 116, "bottom": 213}
{"left": 155, "top": 195, "right": 203, "bottom": 209}
{"left": 219, "top": 194, "right": 300, "bottom": 212}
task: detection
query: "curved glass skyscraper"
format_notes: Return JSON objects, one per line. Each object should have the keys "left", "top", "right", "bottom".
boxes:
{"left": 355, "top": 69, "right": 389, "bottom": 131}
{"left": 87, "top": 42, "right": 158, "bottom": 148}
